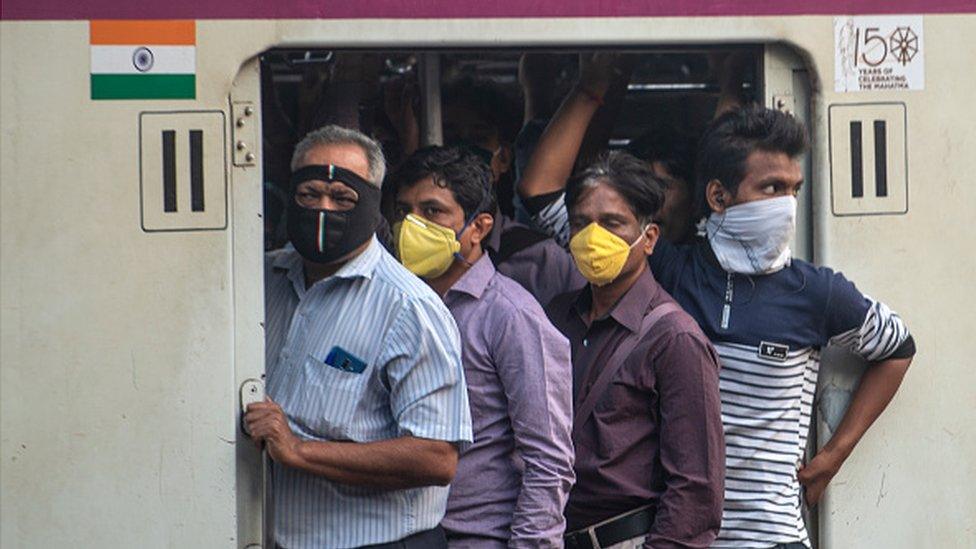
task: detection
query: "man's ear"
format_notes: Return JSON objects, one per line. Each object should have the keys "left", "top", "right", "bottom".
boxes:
{"left": 642, "top": 223, "right": 661, "bottom": 256}
{"left": 705, "top": 179, "right": 731, "bottom": 214}
{"left": 467, "top": 213, "right": 495, "bottom": 246}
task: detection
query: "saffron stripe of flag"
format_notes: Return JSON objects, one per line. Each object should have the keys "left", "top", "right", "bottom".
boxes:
{"left": 90, "top": 20, "right": 195, "bottom": 46}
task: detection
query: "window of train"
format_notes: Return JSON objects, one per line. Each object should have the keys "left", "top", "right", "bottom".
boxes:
{"left": 258, "top": 47, "right": 764, "bottom": 252}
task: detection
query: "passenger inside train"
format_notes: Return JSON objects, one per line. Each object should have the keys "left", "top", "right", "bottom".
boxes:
{"left": 250, "top": 47, "right": 915, "bottom": 549}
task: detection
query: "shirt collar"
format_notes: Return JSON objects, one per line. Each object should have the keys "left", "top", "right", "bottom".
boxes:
{"left": 574, "top": 266, "right": 661, "bottom": 334}
{"left": 273, "top": 236, "right": 382, "bottom": 292}
{"left": 447, "top": 253, "right": 495, "bottom": 299}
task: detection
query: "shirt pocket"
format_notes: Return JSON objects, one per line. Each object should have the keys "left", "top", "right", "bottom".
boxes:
{"left": 290, "top": 354, "right": 366, "bottom": 440}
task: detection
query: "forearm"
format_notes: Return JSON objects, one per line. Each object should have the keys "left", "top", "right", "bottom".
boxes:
{"left": 518, "top": 88, "right": 602, "bottom": 198}
{"left": 287, "top": 435, "right": 459, "bottom": 489}
{"left": 823, "top": 356, "right": 912, "bottom": 460}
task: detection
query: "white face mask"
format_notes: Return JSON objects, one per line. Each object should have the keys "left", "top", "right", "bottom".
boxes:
{"left": 705, "top": 195, "right": 797, "bottom": 275}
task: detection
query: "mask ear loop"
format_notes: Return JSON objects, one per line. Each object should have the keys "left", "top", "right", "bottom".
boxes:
{"left": 452, "top": 180, "right": 494, "bottom": 268}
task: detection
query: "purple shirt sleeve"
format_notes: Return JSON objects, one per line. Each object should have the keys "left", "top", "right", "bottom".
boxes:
{"left": 491, "top": 306, "right": 576, "bottom": 547}
{"left": 644, "top": 331, "right": 725, "bottom": 548}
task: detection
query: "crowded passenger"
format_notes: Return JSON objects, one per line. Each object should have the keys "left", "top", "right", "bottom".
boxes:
{"left": 549, "top": 151, "right": 725, "bottom": 548}
{"left": 519, "top": 87, "right": 917, "bottom": 547}
{"left": 249, "top": 125, "right": 472, "bottom": 548}
{"left": 255, "top": 48, "right": 915, "bottom": 549}
{"left": 391, "top": 145, "right": 576, "bottom": 547}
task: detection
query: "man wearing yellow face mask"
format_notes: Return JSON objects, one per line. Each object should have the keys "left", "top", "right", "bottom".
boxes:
{"left": 391, "top": 146, "right": 576, "bottom": 548}
{"left": 546, "top": 151, "right": 725, "bottom": 549}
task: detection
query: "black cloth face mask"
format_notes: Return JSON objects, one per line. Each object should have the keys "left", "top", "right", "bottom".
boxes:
{"left": 286, "top": 164, "right": 382, "bottom": 265}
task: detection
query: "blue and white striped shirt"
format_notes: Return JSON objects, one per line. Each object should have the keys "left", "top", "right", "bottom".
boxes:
{"left": 264, "top": 237, "right": 473, "bottom": 549}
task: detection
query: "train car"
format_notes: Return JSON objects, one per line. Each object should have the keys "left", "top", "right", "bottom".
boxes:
{"left": 2, "top": 1, "right": 974, "bottom": 547}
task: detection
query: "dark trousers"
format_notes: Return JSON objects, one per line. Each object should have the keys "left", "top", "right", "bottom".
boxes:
{"left": 276, "top": 526, "right": 447, "bottom": 549}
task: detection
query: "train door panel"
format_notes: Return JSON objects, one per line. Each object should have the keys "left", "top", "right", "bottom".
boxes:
{"left": 230, "top": 57, "right": 270, "bottom": 549}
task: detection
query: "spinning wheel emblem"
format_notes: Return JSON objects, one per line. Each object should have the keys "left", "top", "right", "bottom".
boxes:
{"left": 889, "top": 27, "right": 918, "bottom": 66}
{"left": 133, "top": 47, "right": 155, "bottom": 72}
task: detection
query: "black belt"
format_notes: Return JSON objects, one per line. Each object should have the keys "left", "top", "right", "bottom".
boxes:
{"left": 564, "top": 507, "right": 653, "bottom": 549}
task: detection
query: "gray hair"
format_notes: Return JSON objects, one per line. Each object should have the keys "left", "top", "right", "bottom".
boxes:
{"left": 290, "top": 125, "right": 387, "bottom": 187}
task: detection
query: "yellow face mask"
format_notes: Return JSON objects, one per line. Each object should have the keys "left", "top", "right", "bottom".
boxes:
{"left": 394, "top": 214, "right": 462, "bottom": 279}
{"left": 569, "top": 222, "right": 647, "bottom": 287}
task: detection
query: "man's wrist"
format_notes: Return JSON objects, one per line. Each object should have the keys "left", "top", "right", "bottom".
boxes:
{"left": 820, "top": 438, "right": 853, "bottom": 468}
{"left": 574, "top": 84, "right": 605, "bottom": 106}
{"left": 286, "top": 439, "right": 311, "bottom": 470}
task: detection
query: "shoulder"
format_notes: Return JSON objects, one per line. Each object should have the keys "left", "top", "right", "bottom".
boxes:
{"left": 648, "top": 295, "right": 712, "bottom": 345}
{"left": 782, "top": 258, "right": 861, "bottom": 303}
{"left": 486, "top": 271, "right": 552, "bottom": 323}
{"left": 370, "top": 249, "right": 457, "bottom": 325}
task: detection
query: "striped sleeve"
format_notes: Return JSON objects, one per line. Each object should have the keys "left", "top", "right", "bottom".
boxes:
{"left": 824, "top": 271, "right": 911, "bottom": 361}
{"left": 530, "top": 192, "right": 571, "bottom": 248}
{"left": 378, "top": 295, "right": 473, "bottom": 446}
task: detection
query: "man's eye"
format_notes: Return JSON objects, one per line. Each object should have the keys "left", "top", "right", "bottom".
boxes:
{"left": 762, "top": 184, "right": 777, "bottom": 195}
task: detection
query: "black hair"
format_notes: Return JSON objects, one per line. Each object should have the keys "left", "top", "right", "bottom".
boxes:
{"left": 391, "top": 145, "right": 497, "bottom": 221}
{"left": 442, "top": 76, "right": 522, "bottom": 144}
{"left": 626, "top": 126, "right": 698, "bottom": 189}
{"left": 566, "top": 151, "right": 666, "bottom": 226}
{"left": 695, "top": 104, "right": 808, "bottom": 217}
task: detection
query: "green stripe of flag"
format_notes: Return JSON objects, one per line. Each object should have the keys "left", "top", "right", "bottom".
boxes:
{"left": 91, "top": 74, "right": 195, "bottom": 100}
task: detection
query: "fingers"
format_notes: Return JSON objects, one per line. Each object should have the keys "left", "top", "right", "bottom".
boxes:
{"left": 248, "top": 416, "right": 288, "bottom": 441}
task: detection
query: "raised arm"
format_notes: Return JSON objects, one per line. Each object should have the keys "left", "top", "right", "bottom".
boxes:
{"left": 517, "top": 53, "right": 617, "bottom": 199}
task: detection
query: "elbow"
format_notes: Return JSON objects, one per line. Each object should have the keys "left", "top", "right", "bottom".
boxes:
{"left": 428, "top": 443, "right": 459, "bottom": 486}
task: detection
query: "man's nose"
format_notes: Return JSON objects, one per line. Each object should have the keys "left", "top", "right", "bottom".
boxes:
{"left": 316, "top": 196, "right": 342, "bottom": 210}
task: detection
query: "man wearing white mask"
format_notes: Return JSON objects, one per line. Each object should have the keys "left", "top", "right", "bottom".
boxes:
{"left": 649, "top": 105, "right": 917, "bottom": 548}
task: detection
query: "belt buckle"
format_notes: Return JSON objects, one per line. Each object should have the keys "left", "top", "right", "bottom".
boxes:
{"left": 565, "top": 530, "right": 596, "bottom": 549}
{"left": 588, "top": 528, "right": 602, "bottom": 548}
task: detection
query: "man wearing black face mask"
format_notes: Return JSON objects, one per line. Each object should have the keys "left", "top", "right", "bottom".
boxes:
{"left": 245, "top": 125, "right": 473, "bottom": 549}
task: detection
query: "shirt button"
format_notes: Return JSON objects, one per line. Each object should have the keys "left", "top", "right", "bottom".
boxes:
{"left": 583, "top": 338, "right": 589, "bottom": 347}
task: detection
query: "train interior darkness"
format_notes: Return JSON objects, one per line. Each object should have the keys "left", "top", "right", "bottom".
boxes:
{"left": 259, "top": 47, "right": 765, "bottom": 252}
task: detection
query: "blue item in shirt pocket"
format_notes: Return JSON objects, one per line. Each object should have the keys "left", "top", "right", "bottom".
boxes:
{"left": 324, "top": 346, "right": 367, "bottom": 374}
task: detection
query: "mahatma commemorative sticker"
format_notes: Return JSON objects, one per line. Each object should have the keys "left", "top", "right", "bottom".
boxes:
{"left": 835, "top": 15, "right": 924, "bottom": 92}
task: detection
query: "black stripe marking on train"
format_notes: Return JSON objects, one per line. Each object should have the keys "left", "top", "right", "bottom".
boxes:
{"left": 874, "top": 120, "right": 888, "bottom": 197}
{"left": 189, "top": 129, "right": 205, "bottom": 211}
{"left": 850, "top": 121, "right": 863, "bottom": 198}
{"left": 162, "top": 129, "right": 177, "bottom": 212}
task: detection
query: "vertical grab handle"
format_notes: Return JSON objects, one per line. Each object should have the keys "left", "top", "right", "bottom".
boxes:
{"left": 240, "top": 378, "right": 265, "bottom": 435}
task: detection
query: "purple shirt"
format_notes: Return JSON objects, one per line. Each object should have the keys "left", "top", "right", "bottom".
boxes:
{"left": 486, "top": 214, "right": 585, "bottom": 308}
{"left": 441, "top": 254, "right": 576, "bottom": 547}
{"left": 546, "top": 268, "right": 725, "bottom": 548}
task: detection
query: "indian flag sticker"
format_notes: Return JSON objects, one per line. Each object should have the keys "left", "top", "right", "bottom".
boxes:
{"left": 90, "top": 20, "right": 196, "bottom": 100}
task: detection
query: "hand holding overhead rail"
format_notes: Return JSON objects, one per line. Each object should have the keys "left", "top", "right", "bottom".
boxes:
{"left": 518, "top": 52, "right": 624, "bottom": 199}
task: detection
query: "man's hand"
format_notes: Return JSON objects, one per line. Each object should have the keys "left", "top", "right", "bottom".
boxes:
{"left": 245, "top": 398, "right": 303, "bottom": 467}
{"left": 798, "top": 447, "right": 844, "bottom": 507}
{"left": 578, "top": 52, "right": 621, "bottom": 99}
